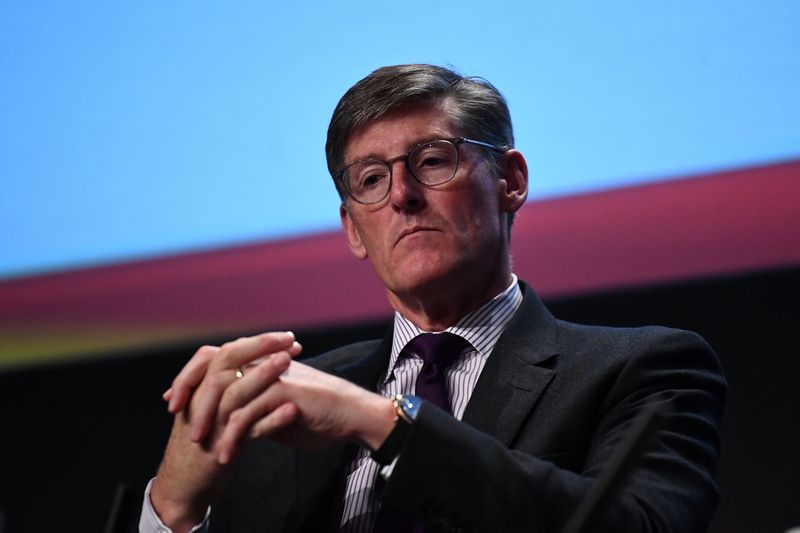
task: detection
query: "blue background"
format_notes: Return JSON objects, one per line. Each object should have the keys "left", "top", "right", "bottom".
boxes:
{"left": 1, "top": 0, "right": 798, "bottom": 279}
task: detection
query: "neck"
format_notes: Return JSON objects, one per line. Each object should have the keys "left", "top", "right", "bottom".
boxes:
{"left": 387, "top": 259, "right": 513, "bottom": 332}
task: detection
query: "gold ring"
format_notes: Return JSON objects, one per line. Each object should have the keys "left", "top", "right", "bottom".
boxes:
{"left": 235, "top": 366, "right": 245, "bottom": 379}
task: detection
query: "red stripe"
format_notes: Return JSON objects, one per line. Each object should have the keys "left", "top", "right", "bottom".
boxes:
{"left": 1, "top": 160, "right": 798, "bottom": 338}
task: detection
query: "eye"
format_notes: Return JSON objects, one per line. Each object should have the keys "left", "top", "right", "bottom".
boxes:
{"left": 350, "top": 161, "right": 389, "bottom": 192}
{"left": 411, "top": 142, "right": 456, "bottom": 174}
{"left": 360, "top": 172, "right": 387, "bottom": 189}
{"left": 419, "top": 154, "right": 447, "bottom": 168}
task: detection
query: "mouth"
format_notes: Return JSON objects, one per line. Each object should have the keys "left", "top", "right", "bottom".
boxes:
{"left": 395, "top": 226, "right": 438, "bottom": 246}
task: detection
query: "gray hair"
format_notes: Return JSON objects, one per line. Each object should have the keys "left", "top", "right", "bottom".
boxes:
{"left": 325, "top": 64, "right": 515, "bottom": 201}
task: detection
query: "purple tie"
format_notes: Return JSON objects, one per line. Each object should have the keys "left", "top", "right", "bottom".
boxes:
{"left": 371, "top": 333, "right": 471, "bottom": 533}
{"left": 409, "top": 333, "right": 471, "bottom": 414}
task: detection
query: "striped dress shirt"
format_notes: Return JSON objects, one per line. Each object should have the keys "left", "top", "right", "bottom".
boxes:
{"left": 339, "top": 275, "right": 523, "bottom": 532}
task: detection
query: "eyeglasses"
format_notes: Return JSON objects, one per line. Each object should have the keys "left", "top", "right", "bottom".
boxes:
{"left": 337, "top": 137, "right": 507, "bottom": 205}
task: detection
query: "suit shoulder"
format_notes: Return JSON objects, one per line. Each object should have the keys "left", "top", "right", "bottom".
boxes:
{"left": 552, "top": 319, "right": 725, "bottom": 397}
{"left": 515, "top": 281, "right": 715, "bottom": 364}
{"left": 554, "top": 319, "right": 714, "bottom": 359}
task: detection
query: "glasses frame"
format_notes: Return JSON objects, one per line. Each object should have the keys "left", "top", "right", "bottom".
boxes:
{"left": 337, "top": 137, "right": 507, "bottom": 205}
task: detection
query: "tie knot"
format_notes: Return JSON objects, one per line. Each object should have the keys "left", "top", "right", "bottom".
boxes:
{"left": 407, "top": 332, "right": 471, "bottom": 366}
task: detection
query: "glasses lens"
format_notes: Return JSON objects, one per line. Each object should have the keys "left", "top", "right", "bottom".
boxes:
{"left": 409, "top": 140, "right": 458, "bottom": 185}
{"left": 345, "top": 160, "right": 391, "bottom": 204}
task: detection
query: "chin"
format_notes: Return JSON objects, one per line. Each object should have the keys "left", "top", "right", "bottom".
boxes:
{"left": 388, "top": 257, "right": 464, "bottom": 295}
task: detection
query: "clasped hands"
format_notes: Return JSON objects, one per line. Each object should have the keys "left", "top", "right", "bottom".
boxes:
{"left": 164, "top": 331, "right": 394, "bottom": 463}
{"left": 150, "top": 332, "right": 395, "bottom": 531}
{"left": 152, "top": 331, "right": 396, "bottom": 531}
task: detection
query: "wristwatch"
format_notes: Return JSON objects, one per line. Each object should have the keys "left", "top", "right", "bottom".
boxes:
{"left": 371, "top": 394, "right": 422, "bottom": 465}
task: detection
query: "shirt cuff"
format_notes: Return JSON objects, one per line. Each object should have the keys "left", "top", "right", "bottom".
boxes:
{"left": 140, "top": 478, "right": 210, "bottom": 533}
{"left": 378, "top": 455, "right": 399, "bottom": 479}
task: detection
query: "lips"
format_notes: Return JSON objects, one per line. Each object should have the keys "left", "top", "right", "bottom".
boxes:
{"left": 395, "top": 226, "right": 439, "bottom": 246}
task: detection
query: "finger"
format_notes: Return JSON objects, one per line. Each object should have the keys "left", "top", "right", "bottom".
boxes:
{"left": 218, "top": 402, "right": 299, "bottom": 465}
{"left": 217, "top": 352, "right": 292, "bottom": 425}
{"left": 188, "top": 332, "right": 295, "bottom": 441}
{"left": 216, "top": 379, "right": 289, "bottom": 456}
{"left": 218, "top": 332, "right": 296, "bottom": 370}
{"left": 188, "top": 368, "right": 234, "bottom": 442}
{"left": 168, "top": 345, "right": 219, "bottom": 414}
{"left": 287, "top": 341, "right": 303, "bottom": 358}
{"left": 251, "top": 402, "right": 300, "bottom": 439}
{"left": 238, "top": 341, "right": 302, "bottom": 370}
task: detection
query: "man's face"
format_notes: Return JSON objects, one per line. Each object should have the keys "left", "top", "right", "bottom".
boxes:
{"left": 339, "top": 103, "right": 522, "bottom": 305}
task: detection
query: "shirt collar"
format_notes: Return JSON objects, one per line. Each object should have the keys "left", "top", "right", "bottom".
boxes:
{"left": 385, "top": 274, "right": 523, "bottom": 381}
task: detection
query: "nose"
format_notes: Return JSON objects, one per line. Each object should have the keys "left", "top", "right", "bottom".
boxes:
{"left": 388, "top": 159, "right": 426, "bottom": 213}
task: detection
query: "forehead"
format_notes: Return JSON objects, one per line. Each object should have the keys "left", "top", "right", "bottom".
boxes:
{"left": 343, "top": 104, "right": 457, "bottom": 163}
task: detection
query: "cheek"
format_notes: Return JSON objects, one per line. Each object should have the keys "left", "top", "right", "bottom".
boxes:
{"left": 457, "top": 194, "right": 501, "bottom": 237}
{"left": 349, "top": 206, "right": 388, "bottom": 247}
{"left": 358, "top": 221, "right": 396, "bottom": 265}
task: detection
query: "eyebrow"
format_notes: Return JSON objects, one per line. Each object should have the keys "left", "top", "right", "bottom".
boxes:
{"left": 345, "top": 133, "right": 453, "bottom": 167}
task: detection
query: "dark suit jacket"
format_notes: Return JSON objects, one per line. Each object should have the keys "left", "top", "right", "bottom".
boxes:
{"left": 209, "top": 282, "right": 726, "bottom": 533}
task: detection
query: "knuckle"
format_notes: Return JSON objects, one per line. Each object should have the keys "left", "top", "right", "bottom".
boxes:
{"left": 256, "top": 361, "right": 277, "bottom": 379}
{"left": 196, "top": 345, "right": 217, "bottom": 357}
{"left": 219, "top": 343, "right": 239, "bottom": 366}
{"left": 270, "top": 353, "right": 289, "bottom": 370}
{"left": 226, "top": 414, "right": 243, "bottom": 433}
{"left": 223, "top": 390, "right": 240, "bottom": 411}
{"left": 208, "top": 372, "right": 228, "bottom": 390}
{"left": 216, "top": 430, "right": 232, "bottom": 449}
{"left": 223, "top": 336, "right": 247, "bottom": 350}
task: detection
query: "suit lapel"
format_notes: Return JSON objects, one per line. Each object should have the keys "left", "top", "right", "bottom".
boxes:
{"left": 289, "top": 285, "right": 555, "bottom": 526}
{"left": 463, "top": 282, "right": 559, "bottom": 446}
{"left": 329, "top": 328, "right": 394, "bottom": 390}
{"left": 318, "top": 285, "right": 559, "bottom": 448}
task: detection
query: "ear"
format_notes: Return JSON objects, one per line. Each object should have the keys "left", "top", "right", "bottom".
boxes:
{"left": 497, "top": 149, "right": 528, "bottom": 214}
{"left": 340, "top": 203, "right": 368, "bottom": 260}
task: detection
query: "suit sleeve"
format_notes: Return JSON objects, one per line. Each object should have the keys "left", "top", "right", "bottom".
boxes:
{"left": 378, "top": 328, "right": 727, "bottom": 533}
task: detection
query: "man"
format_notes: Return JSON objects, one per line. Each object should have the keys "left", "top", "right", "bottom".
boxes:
{"left": 141, "top": 64, "right": 726, "bottom": 533}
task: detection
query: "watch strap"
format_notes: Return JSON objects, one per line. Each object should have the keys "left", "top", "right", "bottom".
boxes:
{"left": 371, "top": 395, "right": 414, "bottom": 465}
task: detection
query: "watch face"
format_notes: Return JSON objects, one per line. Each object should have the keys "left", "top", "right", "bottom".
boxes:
{"left": 400, "top": 394, "right": 422, "bottom": 420}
